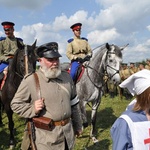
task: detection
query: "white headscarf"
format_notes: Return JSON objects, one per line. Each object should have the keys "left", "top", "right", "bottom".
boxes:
{"left": 119, "top": 69, "right": 150, "bottom": 96}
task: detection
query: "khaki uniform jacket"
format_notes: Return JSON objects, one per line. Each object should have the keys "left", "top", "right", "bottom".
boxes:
{"left": 120, "top": 68, "right": 131, "bottom": 81}
{"left": 11, "top": 69, "right": 82, "bottom": 150}
{"left": 66, "top": 36, "right": 92, "bottom": 61}
{"left": 129, "top": 67, "right": 138, "bottom": 74}
{"left": 0, "top": 37, "right": 23, "bottom": 61}
{"left": 145, "top": 64, "right": 150, "bottom": 70}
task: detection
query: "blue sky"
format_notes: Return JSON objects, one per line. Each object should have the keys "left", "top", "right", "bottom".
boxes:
{"left": 0, "top": 0, "right": 150, "bottom": 64}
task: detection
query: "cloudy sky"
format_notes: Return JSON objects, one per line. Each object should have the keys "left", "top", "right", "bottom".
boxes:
{"left": 0, "top": 0, "right": 150, "bottom": 64}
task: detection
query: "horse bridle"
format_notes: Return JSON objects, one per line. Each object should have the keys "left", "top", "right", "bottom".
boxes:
{"left": 105, "top": 64, "right": 120, "bottom": 80}
{"left": 104, "top": 51, "right": 120, "bottom": 81}
{"left": 85, "top": 50, "right": 120, "bottom": 88}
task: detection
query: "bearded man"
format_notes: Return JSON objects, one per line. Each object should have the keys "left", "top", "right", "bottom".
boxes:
{"left": 11, "top": 42, "right": 82, "bottom": 150}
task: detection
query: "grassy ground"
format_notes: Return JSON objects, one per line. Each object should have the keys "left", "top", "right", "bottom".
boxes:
{"left": 0, "top": 95, "right": 131, "bottom": 150}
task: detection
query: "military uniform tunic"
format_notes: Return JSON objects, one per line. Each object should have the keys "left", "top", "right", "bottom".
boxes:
{"left": 66, "top": 36, "right": 92, "bottom": 61}
{"left": 0, "top": 37, "right": 23, "bottom": 61}
{"left": 120, "top": 68, "right": 131, "bottom": 81}
{"left": 145, "top": 64, "right": 150, "bottom": 70}
{"left": 11, "top": 69, "right": 82, "bottom": 150}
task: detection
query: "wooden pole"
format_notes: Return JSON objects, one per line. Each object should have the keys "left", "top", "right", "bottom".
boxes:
{"left": 24, "top": 45, "right": 28, "bottom": 75}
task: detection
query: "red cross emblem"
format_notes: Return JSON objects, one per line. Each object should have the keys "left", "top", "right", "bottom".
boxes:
{"left": 144, "top": 128, "right": 150, "bottom": 150}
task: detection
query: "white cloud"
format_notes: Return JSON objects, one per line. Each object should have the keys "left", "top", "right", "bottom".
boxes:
{"left": 87, "top": 28, "right": 120, "bottom": 46}
{"left": 147, "top": 25, "right": 150, "bottom": 31}
{"left": 1, "top": 0, "right": 150, "bottom": 63}
{"left": 94, "top": 0, "right": 150, "bottom": 33}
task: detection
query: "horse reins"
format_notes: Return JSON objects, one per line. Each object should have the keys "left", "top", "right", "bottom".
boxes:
{"left": 84, "top": 50, "right": 120, "bottom": 89}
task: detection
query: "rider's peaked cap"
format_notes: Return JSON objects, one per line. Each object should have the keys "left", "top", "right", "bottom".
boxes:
{"left": 36, "top": 42, "right": 62, "bottom": 58}
{"left": 70, "top": 23, "right": 82, "bottom": 31}
{"left": 1, "top": 21, "right": 15, "bottom": 28}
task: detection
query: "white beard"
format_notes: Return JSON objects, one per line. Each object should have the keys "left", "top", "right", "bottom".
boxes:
{"left": 40, "top": 65, "right": 61, "bottom": 79}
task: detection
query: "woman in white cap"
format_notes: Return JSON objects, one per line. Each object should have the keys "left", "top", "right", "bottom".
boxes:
{"left": 111, "top": 69, "right": 150, "bottom": 150}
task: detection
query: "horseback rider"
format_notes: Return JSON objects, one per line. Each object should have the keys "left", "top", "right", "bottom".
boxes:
{"left": 66, "top": 23, "right": 92, "bottom": 83}
{"left": 0, "top": 21, "right": 24, "bottom": 89}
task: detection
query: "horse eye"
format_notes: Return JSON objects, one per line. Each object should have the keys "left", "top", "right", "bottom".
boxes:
{"left": 109, "top": 59, "right": 113, "bottom": 63}
{"left": 108, "top": 54, "right": 111, "bottom": 58}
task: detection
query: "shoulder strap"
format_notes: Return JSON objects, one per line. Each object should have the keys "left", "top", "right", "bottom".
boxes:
{"left": 33, "top": 73, "right": 41, "bottom": 99}
{"left": 120, "top": 114, "right": 134, "bottom": 130}
{"left": 0, "top": 37, "right": 6, "bottom": 41}
{"left": 81, "top": 37, "right": 88, "bottom": 41}
{"left": 67, "top": 38, "right": 74, "bottom": 43}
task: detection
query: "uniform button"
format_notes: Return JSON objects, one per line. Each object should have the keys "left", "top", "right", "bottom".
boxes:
{"left": 64, "top": 112, "right": 66, "bottom": 116}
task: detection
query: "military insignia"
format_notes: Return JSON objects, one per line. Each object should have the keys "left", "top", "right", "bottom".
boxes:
{"left": 0, "top": 37, "right": 6, "bottom": 41}
{"left": 68, "top": 38, "right": 74, "bottom": 43}
{"left": 81, "top": 37, "right": 88, "bottom": 41}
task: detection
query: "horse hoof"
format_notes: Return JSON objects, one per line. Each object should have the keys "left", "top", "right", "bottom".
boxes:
{"left": 91, "top": 136, "right": 99, "bottom": 144}
{"left": 9, "top": 140, "right": 15, "bottom": 149}
{"left": 9, "top": 145, "right": 15, "bottom": 150}
{"left": 83, "top": 122, "right": 88, "bottom": 128}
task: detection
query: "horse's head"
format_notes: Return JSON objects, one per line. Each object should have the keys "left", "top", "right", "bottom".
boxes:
{"left": 11, "top": 40, "right": 37, "bottom": 77}
{"left": 105, "top": 43, "right": 128, "bottom": 84}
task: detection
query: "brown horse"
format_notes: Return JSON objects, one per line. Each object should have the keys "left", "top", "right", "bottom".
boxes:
{"left": 0, "top": 40, "right": 37, "bottom": 148}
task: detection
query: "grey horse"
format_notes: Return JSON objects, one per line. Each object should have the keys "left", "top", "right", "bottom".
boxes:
{"left": 61, "top": 43, "right": 128, "bottom": 143}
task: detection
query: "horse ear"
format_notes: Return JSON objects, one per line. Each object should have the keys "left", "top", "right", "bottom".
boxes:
{"left": 120, "top": 43, "right": 129, "bottom": 51}
{"left": 105, "top": 43, "right": 110, "bottom": 50}
{"left": 32, "top": 39, "right": 37, "bottom": 48}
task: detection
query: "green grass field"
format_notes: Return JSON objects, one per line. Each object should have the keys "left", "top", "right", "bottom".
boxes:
{"left": 0, "top": 95, "right": 131, "bottom": 150}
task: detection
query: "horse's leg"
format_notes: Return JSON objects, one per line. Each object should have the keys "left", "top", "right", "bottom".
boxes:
{"left": 5, "top": 106, "right": 15, "bottom": 148}
{"left": 79, "top": 100, "right": 88, "bottom": 128}
{"left": 90, "top": 97, "right": 101, "bottom": 143}
{"left": 117, "top": 86, "right": 122, "bottom": 100}
{"left": 0, "top": 100, "right": 3, "bottom": 125}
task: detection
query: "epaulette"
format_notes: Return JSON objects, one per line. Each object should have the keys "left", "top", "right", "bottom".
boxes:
{"left": 16, "top": 37, "right": 23, "bottom": 42}
{"left": 24, "top": 72, "right": 34, "bottom": 79}
{"left": 67, "top": 38, "right": 74, "bottom": 43}
{"left": 0, "top": 37, "right": 6, "bottom": 41}
{"left": 81, "top": 37, "right": 88, "bottom": 41}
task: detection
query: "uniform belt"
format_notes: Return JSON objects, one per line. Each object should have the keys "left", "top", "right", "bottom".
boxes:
{"left": 53, "top": 118, "right": 70, "bottom": 126}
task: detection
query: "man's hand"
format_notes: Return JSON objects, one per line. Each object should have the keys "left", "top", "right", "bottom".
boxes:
{"left": 34, "top": 98, "right": 45, "bottom": 115}
{"left": 83, "top": 55, "right": 91, "bottom": 62}
{"left": 76, "top": 58, "right": 84, "bottom": 63}
{"left": 7, "top": 58, "right": 13, "bottom": 64}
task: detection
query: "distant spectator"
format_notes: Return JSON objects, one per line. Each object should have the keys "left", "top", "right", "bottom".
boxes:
{"left": 145, "top": 59, "right": 150, "bottom": 70}
{"left": 138, "top": 62, "right": 145, "bottom": 71}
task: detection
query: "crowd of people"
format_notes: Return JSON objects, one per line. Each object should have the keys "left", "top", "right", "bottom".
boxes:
{"left": 106, "top": 59, "right": 150, "bottom": 99}
{"left": 1, "top": 20, "right": 150, "bottom": 150}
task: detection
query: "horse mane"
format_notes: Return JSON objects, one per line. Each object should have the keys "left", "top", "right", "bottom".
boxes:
{"left": 113, "top": 45, "right": 122, "bottom": 58}
{"left": 7, "top": 47, "right": 24, "bottom": 86}
{"left": 91, "top": 45, "right": 107, "bottom": 71}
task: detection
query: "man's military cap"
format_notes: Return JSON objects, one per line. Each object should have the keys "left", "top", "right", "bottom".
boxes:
{"left": 70, "top": 23, "right": 82, "bottom": 31}
{"left": 122, "top": 63, "right": 127, "bottom": 66}
{"left": 146, "top": 58, "right": 150, "bottom": 61}
{"left": 1, "top": 21, "right": 15, "bottom": 29}
{"left": 36, "top": 42, "right": 62, "bottom": 58}
{"left": 130, "top": 62, "right": 134, "bottom": 65}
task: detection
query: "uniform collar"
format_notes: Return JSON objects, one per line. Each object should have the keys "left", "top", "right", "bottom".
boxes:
{"left": 74, "top": 36, "right": 80, "bottom": 39}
